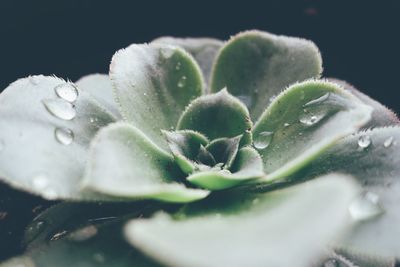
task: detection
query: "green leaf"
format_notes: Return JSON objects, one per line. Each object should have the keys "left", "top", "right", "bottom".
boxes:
{"left": 205, "top": 135, "right": 241, "bottom": 168}
{"left": 82, "top": 122, "right": 209, "bottom": 203}
{"left": 163, "top": 130, "right": 209, "bottom": 174}
{"left": 187, "top": 146, "right": 264, "bottom": 190}
{"left": 152, "top": 36, "right": 223, "bottom": 87}
{"left": 177, "top": 89, "right": 252, "bottom": 144}
{"left": 291, "top": 126, "right": 400, "bottom": 258}
{"left": 328, "top": 78, "right": 399, "bottom": 128}
{"left": 75, "top": 73, "right": 122, "bottom": 119}
{"left": 210, "top": 30, "right": 322, "bottom": 120}
{"left": 125, "top": 174, "right": 359, "bottom": 267}
{"left": 0, "top": 202, "right": 164, "bottom": 267}
{"left": 252, "top": 80, "right": 372, "bottom": 183}
{"left": 110, "top": 43, "right": 204, "bottom": 150}
{"left": 0, "top": 75, "right": 116, "bottom": 200}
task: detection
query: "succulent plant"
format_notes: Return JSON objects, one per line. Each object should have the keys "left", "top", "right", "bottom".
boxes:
{"left": 0, "top": 30, "right": 399, "bottom": 267}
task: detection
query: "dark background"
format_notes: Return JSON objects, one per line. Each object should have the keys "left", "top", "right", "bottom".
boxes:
{"left": 1, "top": 0, "right": 400, "bottom": 112}
{"left": 0, "top": 0, "right": 400, "bottom": 261}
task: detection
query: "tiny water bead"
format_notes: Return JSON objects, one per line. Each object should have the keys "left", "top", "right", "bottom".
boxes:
{"left": 50, "top": 230, "right": 69, "bottom": 241}
{"left": 348, "top": 191, "right": 384, "bottom": 222}
{"left": 299, "top": 112, "right": 325, "bottom": 126}
{"left": 383, "top": 136, "right": 394, "bottom": 148}
{"left": 42, "top": 99, "right": 76, "bottom": 120}
{"left": 175, "top": 62, "right": 181, "bottom": 70}
{"left": 357, "top": 135, "right": 371, "bottom": 149}
{"left": 254, "top": 131, "right": 274, "bottom": 150}
{"left": 54, "top": 127, "right": 74, "bottom": 145}
{"left": 54, "top": 83, "right": 79, "bottom": 102}
{"left": 177, "top": 76, "right": 187, "bottom": 88}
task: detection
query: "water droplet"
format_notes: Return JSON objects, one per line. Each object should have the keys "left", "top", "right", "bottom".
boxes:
{"left": 349, "top": 191, "right": 384, "bottom": 221}
{"left": 303, "top": 93, "right": 330, "bottom": 107}
{"left": 177, "top": 76, "right": 187, "bottom": 88}
{"left": 54, "top": 83, "right": 79, "bottom": 102}
{"left": 384, "top": 136, "right": 393, "bottom": 148}
{"left": 283, "top": 122, "right": 290, "bottom": 127}
{"left": 237, "top": 95, "right": 252, "bottom": 107}
{"left": 254, "top": 131, "right": 274, "bottom": 150}
{"left": 143, "top": 92, "right": 147, "bottom": 96}
{"left": 299, "top": 112, "right": 325, "bottom": 126}
{"left": 93, "top": 253, "right": 105, "bottom": 263}
{"left": 50, "top": 230, "right": 68, "bottom": 241}
{"left": 358, "top": 135, "right": 371, "bottom": 149}
{"left": 55, "top": 127, "right": 74, "bottom": 145}
{"left": 42, "top": 99, "right": 76, "bottom": 120}
{"left": 68, "top": 225, "right": 98, "bottom": 241}
{"left": 175, "top": 62, "right": 181, "bottom": 70}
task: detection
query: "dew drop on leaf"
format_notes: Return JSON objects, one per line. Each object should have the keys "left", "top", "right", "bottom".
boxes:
{"left": 55, "top": 127, "right": 74, "bottom": 145}
{"left": 383, "top": 136, "right": 393, "bottom": 148}
{"left": 283, "top": 122, "right": 290, "bottom": 127}
{"left": 357, "top": 135, "right": 371, "bottom": 149}
{"left": 348, "top": 191, "right": 384, "bottom": 221}
{"left": 175, "top": 62, "right": 181, "bottom": 70}
{"left": 54, "top": 83, "right": 79, "bottom": 102}
{"left": 42, "top": 99, "right": 76, "bottom": 120}
{"left": 254, "top": 131, "right": 274, "bottom": 150}
{"left": 177, "top": 76, "right": 187, "bottom": 88}
{"left": 299, "top": 112, "right": 325, "bottom": 126}
{"left": 68, "top": 225, "right": 98, "bottom": 242}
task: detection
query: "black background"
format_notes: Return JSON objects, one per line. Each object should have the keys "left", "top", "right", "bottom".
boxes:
{"left": 0, "top": 0, "right": 400, "bottom": 112}
{"left": 0, "top": 0, "right": 400, "bottom": 261}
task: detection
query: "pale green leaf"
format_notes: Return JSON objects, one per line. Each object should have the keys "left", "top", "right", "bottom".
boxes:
{"left": 110, "top": 43, "right": 204, "bottom": 150}
{"left": 0, "top": 75, "right": 116, "bottom": 200}
{"left": 82, "top": 122, "right": 209, "bottom": 203}
{"left": 125, "top": 174, "right": 359, "bottom": 267}
{"left": 253, "top": 80, "right": 372, "bottom": 183}
{"left": 211, "top": 30, "right": 322, "bottom": 120}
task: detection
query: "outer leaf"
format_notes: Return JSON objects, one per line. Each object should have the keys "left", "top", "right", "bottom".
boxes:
{"left": 328, "top": 78, "right": 399, "bottom": 128}
{"left": 187, "top": 146, "right": 264, "bottom": 190}
{"left": 75, "top": 73, "right": 122, "bottom": 119}
{"left": 291, "top": 126, "right": 400, "bottom": 258}
{"left": 253, "top": 80, "right": 372, "bottom": 182}
{"left": 110, "top": 43, "right": 204, "bottom": 150}
{"left": 82, "top": 122, "right": 209, "bottom": 203}
{"left": 152, "top": 36, "right": 223, "bottom": 87}
{"left": 177, "top": 89, "right": 252, "bottom": 143}
{"left": 125, "top": 174, "right": 359, "bottom": 267}
{"left": 211, "top": 30, "right": 322, "bottom": 120}
{"left": 0, "top": 76, "right": 116, "bottom": 200}
{"left": 0, "top": 202, "right": 163, "bottom": 267}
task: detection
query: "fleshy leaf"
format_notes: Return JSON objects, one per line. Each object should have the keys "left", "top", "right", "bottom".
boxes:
{"left": 328, "top": 78, "right": 399, "bottom": 128}
{"left": 75, "top": 73, "right": 122, "bottom": 119}
{"left": 205, "top": 135, "right": 241, "bottom": 168}
{"left": 177, "top": 89, "right": 252, "bottom": 144}
{"left": 125, "top": 174, "right": 359, "bottom": 267}
{"left": 0, "top": 202, "right": 163, "bottom": 267}
{"left": 82, "top": 122, "right": 209, "bottom": 203}
{"left": 252, "top": 80, "right": 372, "bottom": 182}
{"left": 291, "top": 126, "right": 400, "bottom": 258}
{"left": 110, "top": 43, "right": 204, "bottom": 150}
{"left": 163, "top": 130, "right": 209, "bottom": 174}
{"left": 0, "top": 75, "right": 116, "bottom": 200}
{"left": 211, "top": 30, "right": 322, "bottom": 120}
{"left": 152, "top": 36, "right": 223, "bottom": 86}
{"left": 187, "top": 146, "right": 264, "bottom": 190}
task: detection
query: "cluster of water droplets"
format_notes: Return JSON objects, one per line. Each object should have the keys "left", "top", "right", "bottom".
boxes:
{"left": 42, "top": 83, "right": 78, "bottom": 146}
{"left": 254, "top": 131, "right": 273, "bottom": 150}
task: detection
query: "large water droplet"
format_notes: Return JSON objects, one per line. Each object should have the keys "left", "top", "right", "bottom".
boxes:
{"left": 68, "top": 225, "right": 98, "bottom": 241}
{"left": 55, "top": 127, "right": 74, "bottom": 145}
{"left": 237, "top": 95, "right": 252, "bottom": 108}
{"left": 358, "top": 135, "right": 371, "bottom": 149}
{"left": 54, "top": 83, "right": 79, "bottom": 102}
{"left": 177, "top": 76, "right": 187, "bottom": 88}
{"left": 299, "top": 112, "right": 325, "bottom": 126}
{"left": 42, "top": 99, "right": 76, "bottom": 120}
{"left": 303, "top": 93, "right": 330, "bottom": 107}
{"left": 254, "top": 131, "right": 274, "bottom": 150}
{"left": 349, "top": 191, "right": 384, "bottom": 221}
{"left": 383, "top": 136, "right": 393, "bottom": 148}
